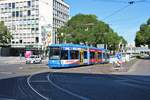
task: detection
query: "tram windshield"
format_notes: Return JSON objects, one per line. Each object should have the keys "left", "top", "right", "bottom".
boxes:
{"left": 49, "top": 47, "right": 60, "bottom": 60}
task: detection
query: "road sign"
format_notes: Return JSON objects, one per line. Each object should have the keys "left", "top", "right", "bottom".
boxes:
{"left": 115, "top": 52, "right": 121, "bottom": 59}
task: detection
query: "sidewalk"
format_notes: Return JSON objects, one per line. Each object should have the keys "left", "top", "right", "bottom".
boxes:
{"left": 0, "top": 57, "right": 24, "bottom": 64}
{"left": 0, "top": 57, "right": 48, "bottom": 64}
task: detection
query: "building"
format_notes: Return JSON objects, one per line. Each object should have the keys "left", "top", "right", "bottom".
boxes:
{"left": 0, "top": 0, "right": 69, "bottom": 56}
{"left": 126, "top": 44, "right": 150, "bottom": 55}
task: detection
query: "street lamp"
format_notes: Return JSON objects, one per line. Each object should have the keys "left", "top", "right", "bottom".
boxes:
{"left": 61, "top": 32, "right": 64, "bottom": 43}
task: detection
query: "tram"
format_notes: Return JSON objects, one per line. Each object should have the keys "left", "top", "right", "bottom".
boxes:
{"left": 48, "top": 44, "right": 109, "bottom": 68}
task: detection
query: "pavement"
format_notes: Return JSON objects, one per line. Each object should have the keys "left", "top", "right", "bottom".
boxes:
{"left": 0, "top": 57, "right": 48, "bottom": 64}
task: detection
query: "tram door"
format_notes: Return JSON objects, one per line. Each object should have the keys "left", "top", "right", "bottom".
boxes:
{"left": 80, "top": 50, "right": 84, "bottom": 64}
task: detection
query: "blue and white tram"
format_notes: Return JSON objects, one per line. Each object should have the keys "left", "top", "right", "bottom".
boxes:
{"left": 48, "top": 44, "right": 110, "bottom": 68}
{"left": 48, "top": 44, "right": 89, "bottom": 68}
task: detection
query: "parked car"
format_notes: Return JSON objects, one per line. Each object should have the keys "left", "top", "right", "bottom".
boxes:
{"left": 26, "top": 55, "right": 42, "bottom": 64}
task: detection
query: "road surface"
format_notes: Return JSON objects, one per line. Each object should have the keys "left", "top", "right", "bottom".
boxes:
{"left": 0, "top": 59, "right": 150, "bottom": 100}
{"left": 128, "top": 59, "right": 150, "bottom": 75}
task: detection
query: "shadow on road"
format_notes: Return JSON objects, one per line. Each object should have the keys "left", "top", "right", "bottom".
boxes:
{"left": 0, "top": 72, "right": 150, "bottom": 100}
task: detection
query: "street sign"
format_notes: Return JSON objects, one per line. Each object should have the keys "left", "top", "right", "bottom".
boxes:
{"left": 115, "top": 52, "right": 121, "bottom": 59}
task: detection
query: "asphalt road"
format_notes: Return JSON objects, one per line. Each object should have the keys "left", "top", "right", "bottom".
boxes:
{"left": 128, "top": 58, "right": 150, "bottom": 75}
{"left": 0, "top": 58, "right": 150, "bottom": 100}
{"left": 0, "top": 72, "right": 150, "bottom": 100}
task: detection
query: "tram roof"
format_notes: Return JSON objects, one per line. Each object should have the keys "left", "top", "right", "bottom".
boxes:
{"left": 50, "top": 44, "right": 89, "bottom": 48}
{"left": 49, "top": 44, "right": 106, "bottom": 50}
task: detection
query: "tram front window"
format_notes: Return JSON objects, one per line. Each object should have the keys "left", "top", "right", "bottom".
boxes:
{"left": 49, "top": 47, "right": 60, "bottom": 60}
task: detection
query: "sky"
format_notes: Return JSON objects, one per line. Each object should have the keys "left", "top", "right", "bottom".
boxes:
{"left": 65, "top": 0, "right": 150, "bottom": 44}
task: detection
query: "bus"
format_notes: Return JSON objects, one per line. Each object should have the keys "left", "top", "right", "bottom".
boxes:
{"left": 48, "top": 44, "right": 109, "bottom": 68}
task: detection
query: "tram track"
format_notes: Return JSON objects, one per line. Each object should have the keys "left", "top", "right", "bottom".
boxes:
{"left": 47, "top": 73, "right": 90, "bottom": 100}
{"left": 27, "top": 72, "right": 50, "bottom": 100}
{"left": 27, "top": 71, "right": 150, "bottom": 100}
{"left": 26, "top": 72, "right": 90, "bottom": 100}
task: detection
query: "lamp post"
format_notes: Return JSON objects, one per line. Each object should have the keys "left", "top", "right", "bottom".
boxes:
{"left": 61, "top": 32, "right": 64, "bottom": 43}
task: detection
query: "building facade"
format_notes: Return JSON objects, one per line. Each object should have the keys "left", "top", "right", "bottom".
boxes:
{"left": 0, "top": 0, "right": 69, "bottom": 55}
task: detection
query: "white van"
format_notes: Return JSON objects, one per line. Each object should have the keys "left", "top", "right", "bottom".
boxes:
{"left": 26, "top": 55, "right": 42, "bottom": 64}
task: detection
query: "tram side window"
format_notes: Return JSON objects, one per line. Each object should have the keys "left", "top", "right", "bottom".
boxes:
{"left": 103, "top": 53, "right": 105, "bottom": 59}
{"left": 103, "top": 53, "right": 107, "bottom": 59}
{"left": 70, "top": 50, "right": 79, "bottom": 59}
{"left": 84, "top": 51, "right": 87, "bottom": 59}
{"left": 98, "top": 52, "right": 102, "bottom": 59}
{"left": 61, "top": 50, "right": 68, "bottom": 60}
{"left": 90, "top": 52, "right": 95, "bottom": 59}
{"left": 107, "top": 53, "right": 110, "bottom": 59}
{"left": 105, "top": 53, "right": 109, "bottom": 59}
{"left": 105, "top": 53, "right": 108, "bottom": 59}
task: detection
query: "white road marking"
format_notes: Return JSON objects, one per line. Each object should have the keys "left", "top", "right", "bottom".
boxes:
{"left": 0, "top": 72, "right": 13, "bottom": 74}
{"left": 27, "top": 72, "right": 51, "bottom": 100}
{"left": 30, "top": 80, "right": 49, "bottom": 83}
{"left": 47, "top": 73, "right": 90, "bottom": 100}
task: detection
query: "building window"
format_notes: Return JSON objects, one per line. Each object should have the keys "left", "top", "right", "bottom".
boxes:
{"left": 12, "top": 12, "right": 15, "bottom": 17}
{"left": 27, "top": 10, "right": 31, "bottom": 16}
{"left": 9, "top": 3, "right": 11, "bottom": 7}
{"left": 19, "top": 40, "right": 22, "bottom": 43}
{"left": 12, "top": 3, "right": 15, "bottom": 8}
{"left": 35, "top": 37, "right": 39, "bottom": 43}
{"left": 20, "top": 11, "right": 23, "bottom": 17}
{"left": 31, "top": 28, "right": 35, "bottom": 31}
{"left": 16, "top": 11, "right": 19, "bottom": 17}
{"left": 36, "top": 28, "right": 38, "bottom": 31}
{"left": 27, "top": 1, "right": 31, "bottom": 7}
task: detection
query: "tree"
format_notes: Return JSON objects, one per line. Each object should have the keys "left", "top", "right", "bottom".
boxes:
{"left": 135, "top": 31, "right": 145, "bottom": 46}
{"left": 0, "top": 21, "right": 13, "bottom": 46}
{"left": 135, "top": 18, "right": 150, "bottom": 47}
{"left": 147, "top": 18, "right": 150, "bottom": 25}
{"left": 57, "top": 14, "right": 127, "bottom": 50}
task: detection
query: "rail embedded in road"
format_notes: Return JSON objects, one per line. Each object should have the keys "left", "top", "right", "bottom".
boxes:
{"left": 27, "top": 72, "right": 50, "bottom": 100}
{"left": 47, "top": 73, "right": 90, "bottom": 100}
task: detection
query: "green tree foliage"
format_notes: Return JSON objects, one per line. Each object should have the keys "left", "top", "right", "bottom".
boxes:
{"left": 135, "top": 18, "right": 150, "bottom": 47}
{"left": 147, "top": 18, "right": 150, "bottom": 25}
{"left": 57, "top": 14, "right": 127, "bottom": 50}
{"left": 0, "top": 21, "right": 13, "bottom": 46}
